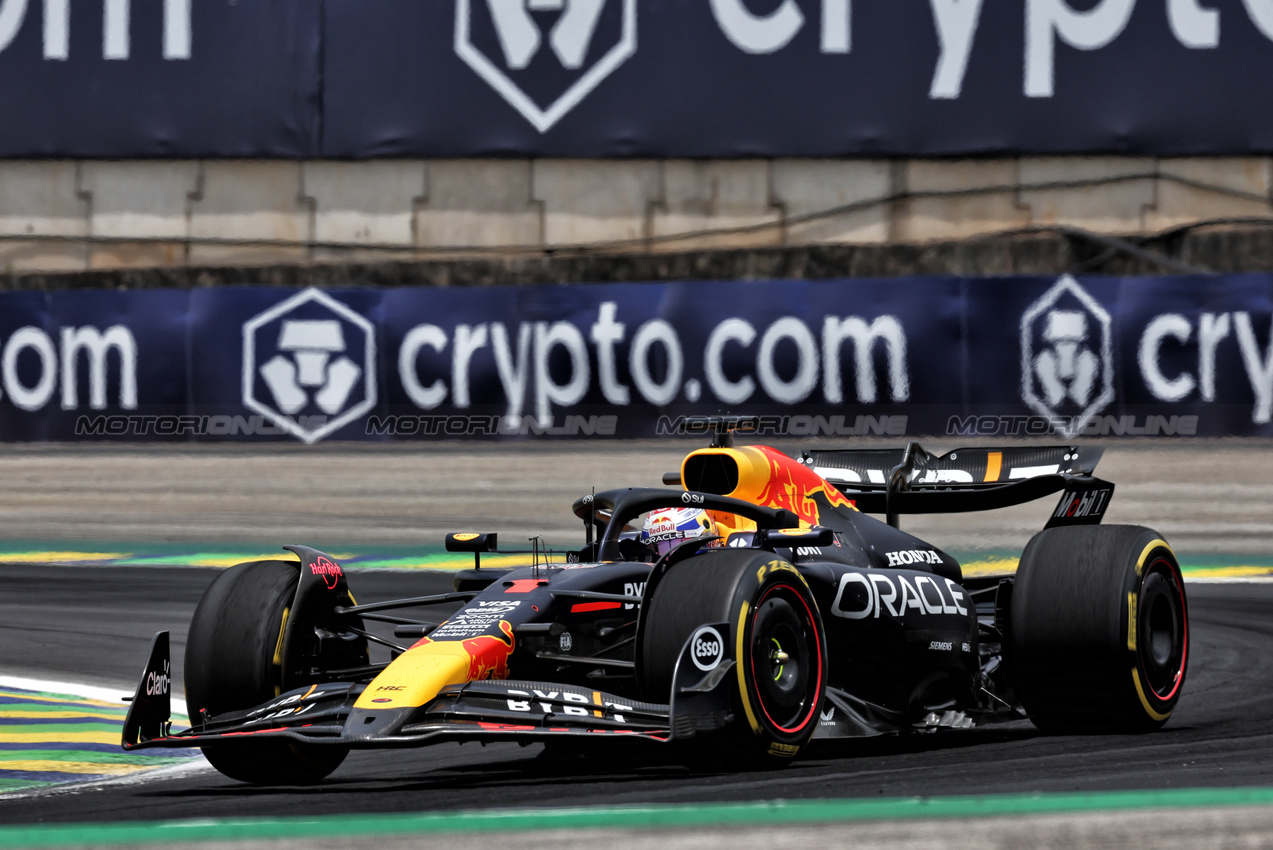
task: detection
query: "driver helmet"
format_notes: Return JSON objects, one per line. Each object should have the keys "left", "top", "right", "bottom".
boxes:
{"left": 640, "top": 507, "right": 720, "bottom": 558}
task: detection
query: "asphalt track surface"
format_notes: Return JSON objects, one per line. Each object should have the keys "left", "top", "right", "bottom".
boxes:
{"left": 0, "top": 566, "right": 1267, "bottom": 827}
{"left": 0, "top": 443, "right": 1269, "bottom": 838}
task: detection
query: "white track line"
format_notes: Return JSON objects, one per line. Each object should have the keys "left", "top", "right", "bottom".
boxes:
{"left": 0, "top": 675, "right": 209, "bottom": 798}
{"left": 1185, "top": 577, "right": 1273, "bottom": 583}
{"left": 0, "top": 757, "right": 211, "bottom": 802}
{"left": 0, "top": 675, "right": 187, "bottom": 717}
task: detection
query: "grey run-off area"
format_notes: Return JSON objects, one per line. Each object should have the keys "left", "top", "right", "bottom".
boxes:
{"left": 0, "top": 438, "right": 1268, "bottom": 554}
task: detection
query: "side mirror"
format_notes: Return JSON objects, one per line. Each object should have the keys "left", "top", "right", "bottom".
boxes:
{"left": 445, "top": 533, "right": 499, "bottom": 553}
{"left": 755, "top": 526, "right": 834, "bottom": 550}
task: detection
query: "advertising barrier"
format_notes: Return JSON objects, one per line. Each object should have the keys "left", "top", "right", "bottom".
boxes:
{"left": 0, "top": 0, "right": 319, "bottom": 157}
{"left": 2, "top": 1, "right": 1273, "bottom": 156}
{"left": 9, "top": 274, "right": 1273, "bottom": 442}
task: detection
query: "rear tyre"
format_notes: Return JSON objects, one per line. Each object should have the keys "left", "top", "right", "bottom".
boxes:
{"left": 1009, "top": 526, "right": 1188, "bottom": 733}
{"left": 184, "top": 559, "right": 352, "bottom": 784}
{"left": 640, "top": 549, "right": 826, "bottom": 763}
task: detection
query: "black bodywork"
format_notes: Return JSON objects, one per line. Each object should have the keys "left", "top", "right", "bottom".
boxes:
{"left": 123, "top": 440, "right": 1115, "bottom": 753}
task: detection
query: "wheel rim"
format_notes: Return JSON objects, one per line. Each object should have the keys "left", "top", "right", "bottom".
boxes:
{"left": 748, "top": 583, "right": 822, "bottom": 734}
{"left": 1138, "top": 558, "right": 1187, "bottom": 701}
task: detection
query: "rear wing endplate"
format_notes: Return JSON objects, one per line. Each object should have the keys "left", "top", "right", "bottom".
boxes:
{"left": 805, "top": 443, "right": 1113, "bottom": 527}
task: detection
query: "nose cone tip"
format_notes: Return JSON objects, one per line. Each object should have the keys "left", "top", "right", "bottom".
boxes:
{"left": 344, "top": 706, "right": 416, "bottom": 741}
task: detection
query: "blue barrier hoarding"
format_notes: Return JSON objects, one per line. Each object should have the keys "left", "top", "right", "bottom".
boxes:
{"left": 0, "top": 0, "right": 319, "bottom": 157}
{"left": 5, "top": 274, "right": 1273, "bottom": 442}
{"left": 3, "top": 1, "right": 1273, "bottom": 156}
{"left": 321, "top": 0, "right": 1273, "bottom": 156}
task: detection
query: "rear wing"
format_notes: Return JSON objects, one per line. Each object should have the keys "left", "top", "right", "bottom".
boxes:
{"left": 804, "top": 443, "right": 1113, "bottom": 528}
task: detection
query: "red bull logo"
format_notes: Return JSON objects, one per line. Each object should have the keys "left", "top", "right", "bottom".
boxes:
{"left": 463, "top": 620, "right": 516, "bottom": 681}
{"left": 649, "top": 515, "right": 675, "bottom": 533}
{"left": 682, "top": 444, "right": 857, "bottom": 527}
{"left": 407, "top": 619, "right": 516, "bottom": 682}
{"left": 748, "top": 446, "right": 857, "bottom": 526}
{"left": 356, "top": 618, "right": 517, "bottom": 711}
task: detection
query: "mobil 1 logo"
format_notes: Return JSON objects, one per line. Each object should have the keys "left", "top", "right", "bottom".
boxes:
{"left": 1046, "top": 484, "right": 1114, "bottom": 528}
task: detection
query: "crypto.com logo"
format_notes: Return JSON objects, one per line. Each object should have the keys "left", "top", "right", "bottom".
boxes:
{"left": 242, "top": 289, "right": 377, "bottom": 444}
{"left": 456, "top": 0, "right": 637, "bottom": 133}
{"left": 1020, "top": 275, "right": 1114, "bottom": 438}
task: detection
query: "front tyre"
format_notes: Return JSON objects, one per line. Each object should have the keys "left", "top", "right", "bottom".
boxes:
{"left": 641, "top": 549, "right": 827, "bottom": 762}
{"left": 1009, "top": 526, "right": 1188, "bottom": 733}
{"left": 185, "top": 559, "right": 353, "bottom": 785}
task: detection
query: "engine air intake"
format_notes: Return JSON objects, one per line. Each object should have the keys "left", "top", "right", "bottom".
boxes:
{"left": 682, "top": 452, "right": 740, "bottom": 496}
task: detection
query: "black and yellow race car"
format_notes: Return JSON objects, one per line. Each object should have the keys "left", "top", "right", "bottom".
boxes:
{"left": 123, "top": 423, "right": 1189, "bottom": 784}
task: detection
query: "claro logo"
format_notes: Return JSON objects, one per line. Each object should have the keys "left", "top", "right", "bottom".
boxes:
{"left": 145, "top": 660, "right": 170, "bottom": 697}
{"left": 0, "top": 325, "right": 137, "bottom": 412}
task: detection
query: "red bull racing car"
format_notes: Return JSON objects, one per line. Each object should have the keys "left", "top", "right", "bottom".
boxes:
{"left": 123, "top": 422, "right": 1189, "bottom": 784}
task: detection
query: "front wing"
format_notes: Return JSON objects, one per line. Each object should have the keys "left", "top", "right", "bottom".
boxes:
{"left": 123, "top": 627, "right": 735, "bottom": 751}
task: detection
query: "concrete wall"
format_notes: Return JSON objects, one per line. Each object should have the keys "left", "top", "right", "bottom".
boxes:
{"left": 0, "top": 157, "right": 1269, "bottom": 272}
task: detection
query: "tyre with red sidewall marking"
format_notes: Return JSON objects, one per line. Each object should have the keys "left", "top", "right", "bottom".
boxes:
{"left": 640, "top": 548, "right": 827, "bottom": 762}
{"left": 1009, "top": 525, "right": 1188, "bottom": 733}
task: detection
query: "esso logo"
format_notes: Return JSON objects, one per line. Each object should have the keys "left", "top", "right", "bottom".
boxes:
{"left": 690, "top": 626, "right": 725, "bottom": 672}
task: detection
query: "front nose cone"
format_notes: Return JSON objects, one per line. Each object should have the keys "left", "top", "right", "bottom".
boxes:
{"left": 344, "top": 706, "right": 416, "bottom": 742}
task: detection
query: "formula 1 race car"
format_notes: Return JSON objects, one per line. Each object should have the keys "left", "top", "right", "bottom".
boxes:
{"left": 123, "top": 421, "right": 1189, "bottom": 784}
